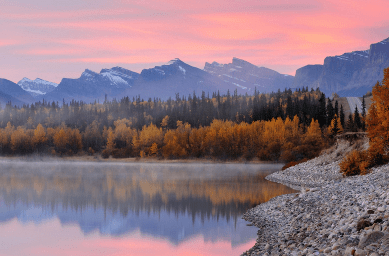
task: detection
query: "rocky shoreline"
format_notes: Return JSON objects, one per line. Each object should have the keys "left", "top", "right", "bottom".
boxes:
{"left": 242, "top": 140, "right": 389, "bottom": 256}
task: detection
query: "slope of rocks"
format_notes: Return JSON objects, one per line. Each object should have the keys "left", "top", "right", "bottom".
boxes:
{"left": 242, "top": 139, "right": 389, "bottom": 256}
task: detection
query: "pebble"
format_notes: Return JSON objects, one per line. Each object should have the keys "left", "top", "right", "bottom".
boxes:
{"left": 241, "top": 139, "right": 389, "bottom": 256}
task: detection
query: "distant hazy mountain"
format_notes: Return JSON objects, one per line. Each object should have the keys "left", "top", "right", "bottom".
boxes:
{"left": 204, "top": 57, "right": 294, "bottom": 93}
{"left": 0, "top": 90, "right": 25, "bottom": 106}
{"left": 42, "top": 67, "right": 140, "bottom": 103}
{"left": 5, "top": 36, "right": 389, "bottom": 104}
{"left": 124, "top": 58, "right": 240, "bottom": 99}
{"left": 0, "top": 78, "right": 35, "bottom": 105}
{"left": 294, "top": 37, "right": 389, "bottom": 96}
{"left": 17, "top": 78, "right": 58, "bottom": 97}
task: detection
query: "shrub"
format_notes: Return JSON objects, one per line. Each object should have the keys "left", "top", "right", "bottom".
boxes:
{"left": 101, "top": 149, "right": 110, "bottom": 159}
{"left": 111, "top": 148, "right": 130, "bottom": 158}
{"left": 339, "top": 150, "right": 370, "bottom": 176}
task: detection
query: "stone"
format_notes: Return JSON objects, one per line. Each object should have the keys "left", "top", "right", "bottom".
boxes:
{"left": 240, "top": 152, "right": 389, "bottom": 256}
{"left": 357, "top": 219, "right": 372, "bottom": 231}
{"left": 353, "top": 248, "right": 367, "bottom": 256}
{"left": 343, "top": 246, "right": 355, "bottom": 256}
{"left": 358, "top": 231, "right": 384, "bottom": 249}
{"left": 332, "top": 242, "right": 340, "bottom": 250}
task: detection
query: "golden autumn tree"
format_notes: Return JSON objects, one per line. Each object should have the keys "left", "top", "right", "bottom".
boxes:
{"left": 281, "top": 116, "right": 302, "bottom": 162}
{"left": 162, "top": 120, "right": 191, "bottom": 158}
{"left": 32, "top": 124, "right": 47, "bottom": 151}
{"left": 301, "top": 119, "right": 324, "bottom": 159}
{"left": 367, "top": 67, "right": 389, "bottom": 163}
{"left": 161, "top": 115, "right": 169, "bottom": 129}
{"left": 188, "top": 126, "right": 207, "bottom": 157}
{"left": 327, "top": 114, "right": 343, "bottom": 137}
{"left": 67, "top": 128, "right": 82, "bottom": 154}
{"left": 137, "top": 123, "right": 163, "bottom": 156}
{"left": 0, "top": 130, "right": 6, "bottom": 153}
{"left": 114, "top": 119, "right": 136, "bottom": 151}
{"left": 53, "top": 128, "right": 68, "bottom": 154}
{"left": 260, "top": 117, "right": 285, "bottom": 160}
{"left": 10, "top": 126, "right": 31, "bottom": 154}
{"left": 106, "top": 127, "right": 115, "bottom": 151}
{"left": 83, "top": 120, "right": 102, "bottom": 152}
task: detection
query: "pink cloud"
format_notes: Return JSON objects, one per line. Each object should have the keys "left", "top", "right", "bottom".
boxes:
{"left": 0, "top": 0, "right": 388, "bottom": 82}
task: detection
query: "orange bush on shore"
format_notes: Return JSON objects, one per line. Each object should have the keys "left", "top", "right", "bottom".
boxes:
{"left": 339, "top": 150, "right": 371, "bottom": 176}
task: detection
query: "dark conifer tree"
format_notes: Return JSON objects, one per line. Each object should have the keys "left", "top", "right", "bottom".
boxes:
{"left": 339, "top": 104, "right": 345, "bottom": 129}
{"left": 331, "top": 115, "right": 340, "bottom": 136}
{"left": 317, "top": 93, "right": 327, "bottom": 127}
{"left": 326, "top": 98, "right": 335, "bottom": 126}
{"left": 346, "top": 114, "right": 355, "bottom": 132}
{"left": 354, "top": 106, "right": 362, "bottom": 130}
{"left": 334, "top": 100, "right": 339, "bottom": 116}
{"left": 286, "top": 95, "right": 293, "bottom": 119}
{"left": 361, "top": 96, "right": 366, "bottom": 131}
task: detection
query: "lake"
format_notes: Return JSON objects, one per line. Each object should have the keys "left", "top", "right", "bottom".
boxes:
{"left": 0, "top": 160, "right": 296, "bottom": 256}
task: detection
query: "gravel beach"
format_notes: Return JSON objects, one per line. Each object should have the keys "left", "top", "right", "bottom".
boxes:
{"left": 242, "top": 139, "right": 389, "bottom": 256}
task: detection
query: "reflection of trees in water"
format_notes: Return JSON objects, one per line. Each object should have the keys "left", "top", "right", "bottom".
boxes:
{"left": 0, "top": 163, "right": 296, "bottom": 223}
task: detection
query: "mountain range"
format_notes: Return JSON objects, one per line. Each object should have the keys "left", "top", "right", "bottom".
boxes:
{"left": 294, "top": 37, "right": 389, "bottom": 96}
{"left": 1, "top": 37, "right": 389, "bottom": 105}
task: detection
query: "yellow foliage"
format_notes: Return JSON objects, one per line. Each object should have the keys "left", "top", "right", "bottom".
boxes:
{"left": 138, "top": 123, "right": 163, "bottom": 155}
{"left": 161, "top": 115, "right": 169, "bottom": 128}
{"left": 339, "top": 150, "right": 370, "bottom": 176}
{"left": 327, "top": 114, "right": 343, "bottom": 136}
{"left": 33, "top": 124, "right": 47, "bottom": 145}
{"left": 149, "top": 143, "right": 159, "bottom": 156}
{"left": 162, "top": 121, "right": 191, "bottom": 158}
{"left": 367, "top": 68, "right": 389, "bottom": 162}
{"left": 53, "top": 128, "right": 68, "bottom": 153}
{"left": 10, "top": 126, "right": 31, "bottom": 153}
{"left": 106, "top": 127, "right": 115, "bottom": 151}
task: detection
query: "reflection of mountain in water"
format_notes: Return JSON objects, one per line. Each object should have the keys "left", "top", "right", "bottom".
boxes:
{"left": 0, "top": 161, "right": 296, "bottom": 245}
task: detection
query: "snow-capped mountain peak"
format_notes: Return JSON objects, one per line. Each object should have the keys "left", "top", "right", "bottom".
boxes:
{"left": 166, "top": 58, "right": 181, "bottom": 65}
{"left": 81, "top": 69, "right": 98, "bottom": 78}
{"left": 99, "top": 67, "right": 140, "bottom": 88}
{"left": 379, "top": 37, "right": 389, "bottom": 44}
{"left": 17, "top": 77, "right": 58, "bottom": 96}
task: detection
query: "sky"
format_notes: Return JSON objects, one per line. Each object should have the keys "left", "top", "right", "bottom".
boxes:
{"left": 1, "top": 0, "right": 389, "bottom": 84}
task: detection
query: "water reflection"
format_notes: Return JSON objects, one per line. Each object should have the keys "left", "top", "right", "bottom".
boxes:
{"left": 0, "top": 160, "right": 296, "bottom": 254}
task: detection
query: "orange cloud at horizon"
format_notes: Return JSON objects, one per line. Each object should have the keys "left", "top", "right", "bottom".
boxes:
{"left": 0, "top": 0, "right": 388, "bottom": 83}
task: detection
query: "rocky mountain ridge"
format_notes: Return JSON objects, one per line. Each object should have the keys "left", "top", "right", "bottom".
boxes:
{"left": 294, "top": 37, "right": 389, "bottom": 96}
{"left": 1, "top": 36, "right": 389, "bottom": 105}
{"left": 204, "top": 57, "right": 294, "bottom": 93}
{"left": 17, "top": 78, "right": 58, "bottom": 97}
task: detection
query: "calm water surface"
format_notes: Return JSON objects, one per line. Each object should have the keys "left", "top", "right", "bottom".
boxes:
{"left": 0, "top": 160, "right": 296, "bottom": 256}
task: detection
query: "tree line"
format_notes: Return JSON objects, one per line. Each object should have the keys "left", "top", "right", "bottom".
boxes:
{"left": 0, "top": 87, "right": 365, "bottom": 161}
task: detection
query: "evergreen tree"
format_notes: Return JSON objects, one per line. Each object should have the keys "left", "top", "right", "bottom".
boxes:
{"left": 346, "top": 114, "right": 356, "bottom": 132}
{"left": 354, "top": 106, "right": 362, "bottom": 130}
{"left": 361, "top": 96, "right": 366, "bottom": 131}
{"left": 334, "top": 100, "right": 339, "bottom": 116}
{"left": 326, "top": 98, "right": 335, "bottom": 126}
{"left": 339, "top": 104, "right": 345, "bottom": 128}
{"left": 317, "top": 93, "right": 327, "bottom": 127}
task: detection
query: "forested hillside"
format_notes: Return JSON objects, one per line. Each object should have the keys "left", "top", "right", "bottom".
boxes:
{"left": 0, "top": 87, "right": 363, "bottom": 161}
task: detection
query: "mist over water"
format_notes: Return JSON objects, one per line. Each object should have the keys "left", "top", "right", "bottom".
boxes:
{"left": 0, "top": 159, "right": 296, "bottom": 255}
